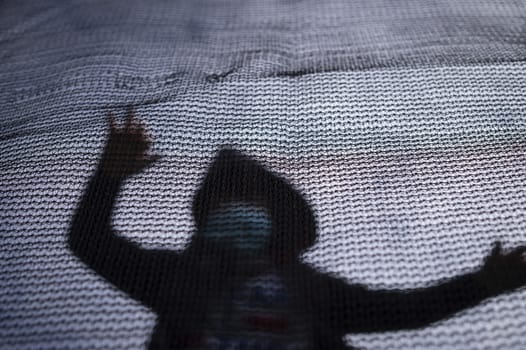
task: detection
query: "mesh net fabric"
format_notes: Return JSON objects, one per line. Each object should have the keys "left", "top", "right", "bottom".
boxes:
{"left": 2, "top": 0, "right": 526, "bottom": 349}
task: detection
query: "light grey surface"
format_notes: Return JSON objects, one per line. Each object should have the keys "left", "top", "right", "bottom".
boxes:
{"left": 2, "top": 1, "right": 526, "bottom": 349}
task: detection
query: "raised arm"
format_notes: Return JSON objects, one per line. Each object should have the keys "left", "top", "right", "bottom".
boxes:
{"left": 307, "top": 242, "right": 526, "bottom": 334}
{"left": 69, "top": 110, "right": 174, "bottom": 310}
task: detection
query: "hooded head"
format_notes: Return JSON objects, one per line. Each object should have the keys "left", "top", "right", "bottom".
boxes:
{"left": 192, "top": 148, "right": 316, "bottom": 264}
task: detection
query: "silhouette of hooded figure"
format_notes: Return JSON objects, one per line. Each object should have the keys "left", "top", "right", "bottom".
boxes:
{"left": 70, "top": 114, "right": 526, "bottom": 349}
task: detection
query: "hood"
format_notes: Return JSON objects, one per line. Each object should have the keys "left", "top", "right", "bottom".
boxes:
{"left": 192, "top": 147, "right": 317, "bottom": 262}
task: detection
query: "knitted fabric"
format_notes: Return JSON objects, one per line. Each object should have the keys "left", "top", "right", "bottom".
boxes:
{"left": 2, "top": 0, "right": 526, "bottom": 349}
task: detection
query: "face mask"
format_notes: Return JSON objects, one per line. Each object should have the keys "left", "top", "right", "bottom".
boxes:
{"left": 200, "top": 202, "right": 272, "bottom": 251}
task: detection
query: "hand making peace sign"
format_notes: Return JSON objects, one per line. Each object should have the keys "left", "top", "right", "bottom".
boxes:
{"left": 100, "top": 108, "right": 160, "bottom": 179}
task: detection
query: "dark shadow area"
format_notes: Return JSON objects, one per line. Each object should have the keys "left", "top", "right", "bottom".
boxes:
{"left": 69, "top": 109, "right": 526, "bottom": 349}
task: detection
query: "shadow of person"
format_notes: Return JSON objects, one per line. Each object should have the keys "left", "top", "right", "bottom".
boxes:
{"left": 69, "top": 110, "right": 526, "bottom": 349}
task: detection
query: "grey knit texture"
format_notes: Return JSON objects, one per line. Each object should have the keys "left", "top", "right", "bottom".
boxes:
{"left": 2, "top": 0, "right": 526, "bottom": 349}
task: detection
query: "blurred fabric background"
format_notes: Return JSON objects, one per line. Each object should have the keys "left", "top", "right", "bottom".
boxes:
{"left": 1, "top": 0, "right": 526, "bottom": 348}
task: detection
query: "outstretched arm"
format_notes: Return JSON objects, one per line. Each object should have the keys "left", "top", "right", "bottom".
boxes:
{"left": 69, "top": 110, "right": 174, "bottom": 310}
{"left": 309, "top": 243, "right": 526, "bottom": 334}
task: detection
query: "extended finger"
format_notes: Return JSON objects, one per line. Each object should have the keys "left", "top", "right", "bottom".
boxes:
{"left": 133, "top": 119, "right": 147, "bottom": 135}
{"left": 107, "top": 113, "right": 118, "bottom": 132}
{"left": 128, "top": 118, "right": 146, "bottom": 137}
{"left": 125, "top": 107, "right": 136, "bottom": 130}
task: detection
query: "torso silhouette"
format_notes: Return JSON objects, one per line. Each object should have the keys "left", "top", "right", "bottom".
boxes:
{"left": 70, "top": 148, "right": 502, "bottom": 350}
{"left": 196, "top": 259, "right": 312, "bottom": 349}
{"left": 146, "top": 248, "right": 313, "bottom": 350}
{"left": 188, "top": 202, "right": 312, "bottom": 349}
